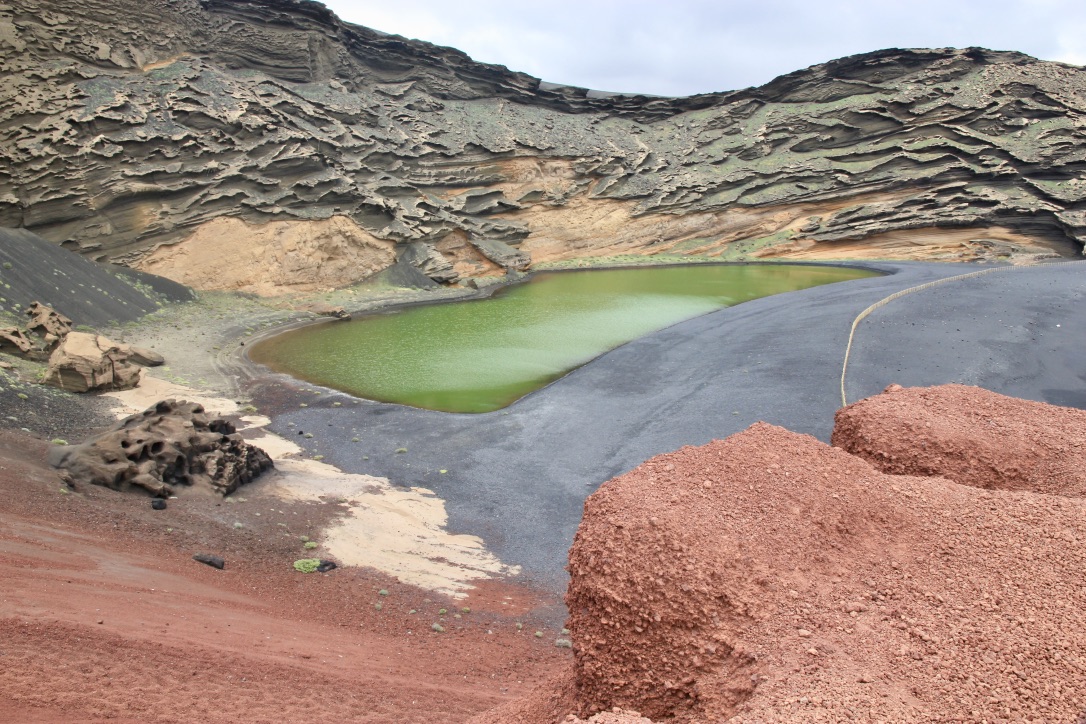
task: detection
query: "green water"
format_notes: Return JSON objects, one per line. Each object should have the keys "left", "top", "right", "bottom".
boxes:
{"left": 250, "top": 264, "right": 876, "bottom": 413}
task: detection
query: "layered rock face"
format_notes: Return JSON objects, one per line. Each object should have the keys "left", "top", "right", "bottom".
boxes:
{"left": 3, "top": 0, "right": 1085, "bottom": 293}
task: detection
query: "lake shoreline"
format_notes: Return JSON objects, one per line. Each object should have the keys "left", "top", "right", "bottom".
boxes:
{"left": 246, "top": 262, "right": 884, "bottom": 413}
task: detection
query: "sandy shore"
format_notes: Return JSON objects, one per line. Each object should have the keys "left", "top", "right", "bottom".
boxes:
{"left": 102, "top": 363, "right": 521, "bottom": 599}
{"left": 51, "top": 258, "right": 1086, "bottom": 595}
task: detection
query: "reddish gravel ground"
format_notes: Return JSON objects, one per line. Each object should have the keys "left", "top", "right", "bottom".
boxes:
{"left": 0, "top": 430, "right": 566, "bottom": 723}
{"left": 478, "top": 417, "right": 1086, "bottom": 723}
{"left": 8, "top": 383, "right": 1086, "bottom": 724}
{"left": 834, "top": 383, "right": 1086, "bottom": 497}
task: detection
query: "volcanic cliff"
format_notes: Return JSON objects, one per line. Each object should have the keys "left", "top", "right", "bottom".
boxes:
{"left": 3, "top": 0, "right": 1086, "bottom": 294}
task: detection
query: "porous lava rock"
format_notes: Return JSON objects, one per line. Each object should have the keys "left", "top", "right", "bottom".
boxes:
{"left": 41, "top": 331, "right": 142, "bottom": 392}
{"left": 0, "top": 326, "right": 40, "bottom": 358}
{"left": 49, "top": 399, "right": 273, "bottom": 497}
{"left": 478, "top": 421, "right": 1086, "bottom": 722}
{"left": 833, "top": 383, "right": 1086, "bottom": 497}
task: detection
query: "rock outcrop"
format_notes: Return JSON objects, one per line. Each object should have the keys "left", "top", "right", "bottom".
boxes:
{"left": 477, "top": 407, "right": 1086, "bottom": 722}
{"left": 0, "top": 299, "right": 166, "bottom": 377}
{"left": 3, "top": 1, "right": 1085, "bottom": 293}
{"left": 833, "top": 382, "right": 1086, "bottom": 497}
{"left": 308, "top": 303, "right": 350, "bottom": 321}
{"left": 117, "top": 343, "right": 164, "bottom": 367}
{"left": 49, "top": 399, "right": 273, "bottom": 496}
{"left": 41, "top": 331, "right": 142, "bottom": 392}
{"left": 0, "top": 326, "right": 41, "bottom": 358}
{"left": 0, "top": 302, "right": 73, "bottom": 360}
{"left": 23, "top": 302, "right": 72, "bottom": 344}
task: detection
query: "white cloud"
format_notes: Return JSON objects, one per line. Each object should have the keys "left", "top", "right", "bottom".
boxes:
{"left": 320, "top": 0, "right": 1086, "bottom": 94}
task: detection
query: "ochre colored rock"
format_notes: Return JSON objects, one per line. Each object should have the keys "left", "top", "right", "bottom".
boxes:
{"left": 309, "top": 303, "right": 351, "bottom": 321}
{"left": 41, "top": 331, "right": 141, "bottom": 392}
{"left": 24, "top": 301, "right": 73, "bottom": 346}
{"left": 832, "top": 383, "right": 1086, "bottom": 497}
{"left": 117, "top": 343, "right": 166, "bottom": 367}
{"left": 49, "top": 399, "right": 273, "bottom": 497}
{"left": 0, "top": 326, "right": 39, "bottom": 358}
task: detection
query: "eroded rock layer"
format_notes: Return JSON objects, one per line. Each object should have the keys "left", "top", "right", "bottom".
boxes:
{"left": 3, "top": 0, "right": 1086, "bottom": 292}
{"left": 477, "top": 419, "right": 1086, "bottom": 722}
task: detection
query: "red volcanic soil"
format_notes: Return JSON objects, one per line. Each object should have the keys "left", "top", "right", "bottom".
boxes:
{"left": 478, "top": 413, "right": 1086, "bottom": 722}
{"left": 834, "top": 383, "right": 1086, "bottom": 497}
{"left": 7, "top": 383, "right": 1086, "bottom": 724}
{"left": 0, "top": 430, "right": 566, "bottom": 723}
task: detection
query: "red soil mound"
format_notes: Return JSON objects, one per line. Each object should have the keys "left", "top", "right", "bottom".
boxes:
{"left": 477, "top": 422, "right": 1086, "bottom": 722}
{"left": 833, "top": 383, "right": 1086, "bottom": 497}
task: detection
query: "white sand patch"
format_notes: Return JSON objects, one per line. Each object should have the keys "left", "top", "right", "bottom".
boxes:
{"left": 266, "top": 458, "right": 520, "bottom": 598}
{"left": 102, "top": 374, "right": 238, "bottom": 418}
{"left": 245, "top": 431, "right": 301, "bottom": 459}
{"left": 238, "top": 414, "right": 271, "bottom": 430}
{"left": 103, "top": 374, "right": 517, "bottom": 596}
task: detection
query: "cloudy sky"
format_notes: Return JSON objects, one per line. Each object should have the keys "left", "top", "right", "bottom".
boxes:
{"left": 319, "top": 0, "right": 1086, "bottom": 96}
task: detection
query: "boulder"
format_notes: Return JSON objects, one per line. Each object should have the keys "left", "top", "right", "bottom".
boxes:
{"left": 24, "top": 301, "right": 73, "bottom": 347}
{"left": 309, "top": 303, "right": 351, "bottom": 321}
{"left": 41, "top": 332, "right": 142, "bottom": 392}
{"left": 0, "top": 326, "right": 40, "bottom": 358}
{"left": 49, "top": 399, "right": 273, "bottom": 497}
{"left": 469, "top": 237, "right": 531, "bottom": 271}
{"left": 118, "top": 343, "right": 166, "bottom": 367}
{"left": 832, "top": 383, "right": 1086, "bottom": 497}
{"left": 1, "top": 302, "right": 75, "bottom": 361}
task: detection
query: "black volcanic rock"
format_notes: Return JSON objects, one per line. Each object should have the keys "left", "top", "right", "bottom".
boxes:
{"left": 48, "top": 399, "right": 274, "bottom": 497}
{"left": 2, "top": 0, "right": 1085, "bottom": 290}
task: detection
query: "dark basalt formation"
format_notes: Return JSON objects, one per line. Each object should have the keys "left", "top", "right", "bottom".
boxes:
{"left": 48, "top": 399, "right": 274, "bottom": 496}
{"left": 3, "top": 0, "right": 1085, "bottom": 291}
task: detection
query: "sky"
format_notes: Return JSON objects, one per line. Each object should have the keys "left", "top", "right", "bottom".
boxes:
{"left": 319, "top": 0, "right": 1086, "bottom": 97}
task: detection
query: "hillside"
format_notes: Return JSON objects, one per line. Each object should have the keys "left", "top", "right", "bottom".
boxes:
{"left": 3, "top": 0, "right": 1086, "bottom": 294}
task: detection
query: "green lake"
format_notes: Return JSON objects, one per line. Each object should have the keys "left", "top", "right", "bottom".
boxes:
{"left": 250, "top": 264, "right": 877, "bottom": 413}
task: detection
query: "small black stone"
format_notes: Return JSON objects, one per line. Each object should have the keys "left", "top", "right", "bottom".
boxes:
{"left": 316, "top": 560, "right": 337, "bottom": 573}
{"left": 193, "top": 553, "right": 225, "bottom": 570}
{"left": 151, "top": 498, "right": 167, "bottom": 510}
{"left": 297, "top": 430, "right": 304, "bottom": 435}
